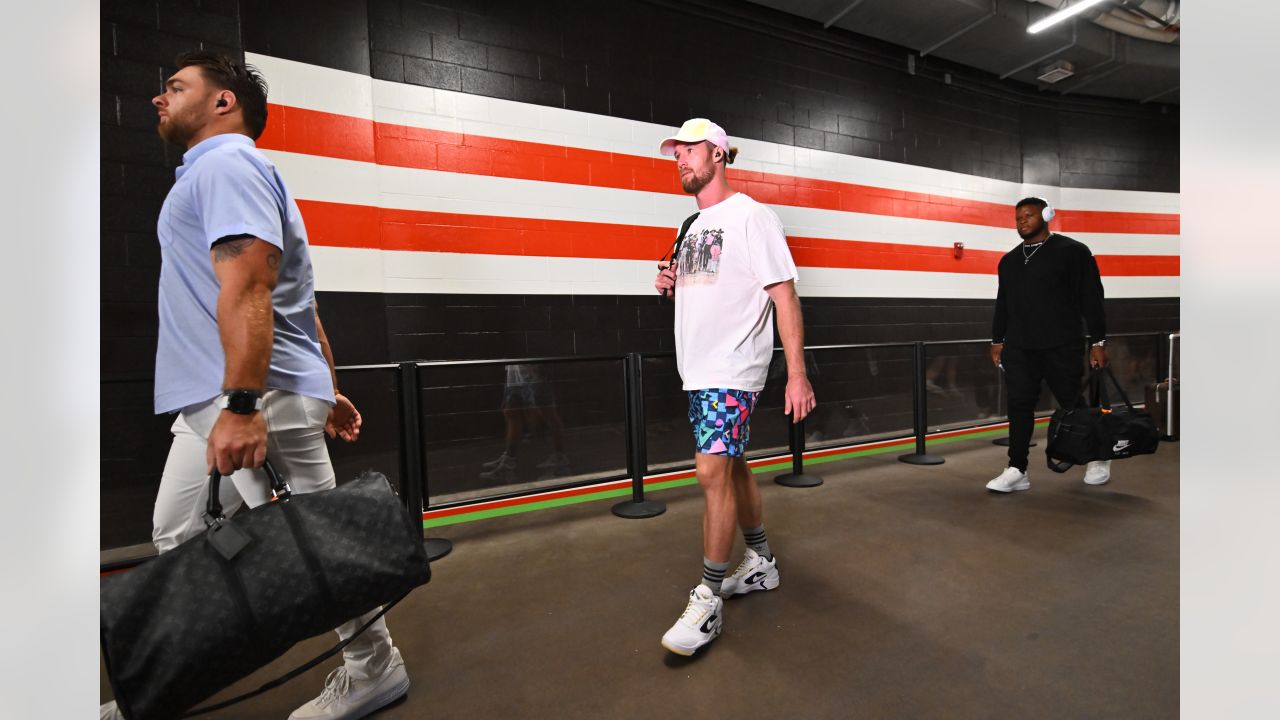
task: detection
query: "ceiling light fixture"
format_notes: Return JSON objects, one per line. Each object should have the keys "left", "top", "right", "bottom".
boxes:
{"left": 1027, "top": 0, "right": 1109, "bottom": 34}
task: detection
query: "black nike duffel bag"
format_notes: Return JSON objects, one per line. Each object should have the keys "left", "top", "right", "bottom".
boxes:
{"left": 1046, "top": 366, "right": 1161, "bottom": 473}
{"left": 101, "top": 463, "right": 430, "bottom": 720}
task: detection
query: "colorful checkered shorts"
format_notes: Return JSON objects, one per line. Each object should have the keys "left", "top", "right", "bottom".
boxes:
{"left": 687, "top": 388, "right": 760, "bottom": 457}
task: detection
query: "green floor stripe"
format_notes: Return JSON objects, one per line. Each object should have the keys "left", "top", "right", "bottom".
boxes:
{"left": 426, "top": 486, "right": 633, "bottom": 528}
{"left": 424, "top": 423, "right": 1047, "bottom": 528}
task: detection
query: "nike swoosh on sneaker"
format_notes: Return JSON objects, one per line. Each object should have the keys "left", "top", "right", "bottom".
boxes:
{"left": 700, "top": 614, "right": 718, "bottom": 633}
{"left": 745, "top": 572, "right": 766, "bottom": 585}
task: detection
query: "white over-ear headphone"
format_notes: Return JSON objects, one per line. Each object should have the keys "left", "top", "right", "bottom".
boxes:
{"left": 1030, "top": 196, "right": 1055, "bottom": 223}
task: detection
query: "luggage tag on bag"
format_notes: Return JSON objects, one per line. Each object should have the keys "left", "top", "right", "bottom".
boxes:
{"left": 205, "top": 517, "right": 252, "bottom": 561}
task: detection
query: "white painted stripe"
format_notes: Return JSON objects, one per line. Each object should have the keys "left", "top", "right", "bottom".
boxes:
{"left": 311, "top": 246, "right": 385, "bottom": 293}
{"left": 247, "top": 52, "right": 1180, "bottom": 215}
{"left": 311, "top": 247, "right": 1177, "bottom": 299}
{"left": 266, "top": 150, "right": 1182, "bottom": 256}
{"left": 251, "top": 53, "right": 373, "bottom": 120}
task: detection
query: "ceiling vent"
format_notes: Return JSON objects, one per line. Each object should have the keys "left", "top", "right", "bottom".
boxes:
{"left": 1036, "top": 59, "right": 1076, "bottom": 83}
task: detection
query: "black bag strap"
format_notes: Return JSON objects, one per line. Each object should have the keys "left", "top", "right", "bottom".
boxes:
{"left": 1099, "top": 365, "right": 1137, "bottom": 410}
{"left": 658, "top": 212, "right": 700, "bottom": 299}
{"left": 205, "top": 460, "right": 292, "bottom": 521}
{"left": 1072, "top": 366, "right": 1135, "bottom": 412}
{"left": 660, "top": 212, "right": 701, "bottom": 265}
{"left": 180, "top": 589, "right": 412, "bottom": 717}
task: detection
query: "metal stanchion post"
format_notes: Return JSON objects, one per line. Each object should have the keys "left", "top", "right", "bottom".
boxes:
{"left": 398, "top": 362, "right": 452, "bottom": 561}
{"left": 775, "top": 415, "right": 823, "bottom": 487}
{"left": 899, "top": 342, "right": 945, "bottom": 465}
{"left": 613, "top": 352, "right": 666, "bottom": 518}
{"left": 1164, "top": 332, "right": 1179, "bottom": 441}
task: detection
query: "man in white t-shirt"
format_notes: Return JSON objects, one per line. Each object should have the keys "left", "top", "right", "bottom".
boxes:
{"left": 652, "top": 119, "right": 817, "bottom": 656}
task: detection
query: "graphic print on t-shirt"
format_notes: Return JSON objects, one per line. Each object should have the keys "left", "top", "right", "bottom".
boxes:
{"left": 676, "top": 228, "right": 724, "bottom": 286}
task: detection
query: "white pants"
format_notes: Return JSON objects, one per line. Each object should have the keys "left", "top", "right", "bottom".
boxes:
{"left": 152, "top": 390, "right": 394, "bottom": 680}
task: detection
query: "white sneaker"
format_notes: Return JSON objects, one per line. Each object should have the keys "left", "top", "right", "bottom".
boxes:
{"left": 986, "top": 466, "right": 1030, "bottom": 493}
{"left": 289, "top": 647, "right": 410, "bottom": 720}
{"left": 660, "top": 585, "right": 723, "bottom": 656}
{"left": 480, "top": 452, "right": 514, "bottom": 471}
{"left": 1083, "top": 460, "right": 1112, "bottom": 485}
{"left": 99, "top": 701, "right": 124, "bottom": 720}
{"left": 720, "top": 548, "right": 780, "bottom": 598}
{"left": 479, "top": 454, "right": 517, "bottom": 481}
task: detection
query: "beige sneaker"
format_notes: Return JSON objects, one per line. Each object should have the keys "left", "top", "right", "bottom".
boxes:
{"left": 289, "top": 647, "right": 409, "bottom": 720}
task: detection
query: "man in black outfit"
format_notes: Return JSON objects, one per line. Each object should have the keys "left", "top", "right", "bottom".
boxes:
{"left": 987, "top": 197, "right": 1112, "bottom": 492}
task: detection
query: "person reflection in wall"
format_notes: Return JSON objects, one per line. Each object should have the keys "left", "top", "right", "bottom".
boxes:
{"left": 480, "top": 363, "right": 570, "bottom": 482}
{"left": 987, "top": 196, "right": 1113, "bottom": 493}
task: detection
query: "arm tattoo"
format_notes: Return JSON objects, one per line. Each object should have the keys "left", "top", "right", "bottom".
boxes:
{"left": 211, "top": 236, "right": 254, "bottom": 262}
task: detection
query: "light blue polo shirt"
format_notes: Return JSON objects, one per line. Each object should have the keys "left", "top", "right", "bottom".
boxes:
{"left": 153, "top": 133, "right": 334, "bottom": 414}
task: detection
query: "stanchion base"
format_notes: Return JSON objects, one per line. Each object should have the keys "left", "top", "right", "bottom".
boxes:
{"left": 612, "top": 500, "right": 666, "bottom": 519}
{"left": 899, "top": 453, "right": 945, "bottom": 465}
{"left": 424, "top": 537, "right": 452, "bottom": 562}
{"left": 1162, "top": 434, "right": 1178, "bottom": 442}
{"left": 775, "top": 472, "right": 823, "bottom": 487}
{"left": 992, "top": 437, "right": 1036, "bottom": 447}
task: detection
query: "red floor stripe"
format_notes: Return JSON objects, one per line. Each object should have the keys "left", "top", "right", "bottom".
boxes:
{"left": 260, "top": 104, "right": 1180, "bottom": 235}
{"left": 420, "top": 419, "right": 1053, "bottom": 522}
{"left": 295, "top": 199, "right": 1179, "bottom": 277}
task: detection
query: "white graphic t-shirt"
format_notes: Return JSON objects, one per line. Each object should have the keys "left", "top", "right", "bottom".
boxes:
{"left": 674, "top": 192, "right": 798, "bottom": 392}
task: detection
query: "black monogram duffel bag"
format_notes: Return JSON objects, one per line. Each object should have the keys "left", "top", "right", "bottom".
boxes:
{"left": 101, "top": 463, "right": 430, "bottom": 719}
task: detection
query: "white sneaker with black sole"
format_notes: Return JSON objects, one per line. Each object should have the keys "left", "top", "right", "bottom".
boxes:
{"left": 986, "top": 466, "right": 1030, "bottom": 493}
{"left": 660, "top": 584, "right": 723, "bottom": 656}
{"left": 719, "top": 548, "right": 779, "bottom": 598}
{"left": 1083, "top": 459, "right": 1112, "bottom": 485}
{"left": 289, "top": 647, "right": 410, "bottom": 720}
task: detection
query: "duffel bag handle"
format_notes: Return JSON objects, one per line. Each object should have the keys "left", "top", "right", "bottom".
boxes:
{"left": 1099, "top": 365, "right": 1137, "bottom": 411}
{"left": 1073, "top": 366, "right": 1137, "bottom": 412}
{"left": 205, "top": 459, "right": 292, "bottom": 522}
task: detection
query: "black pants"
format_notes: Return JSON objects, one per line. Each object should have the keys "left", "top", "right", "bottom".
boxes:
{"left": 1003, "top": 343, "right": 1085, "bottom": 472}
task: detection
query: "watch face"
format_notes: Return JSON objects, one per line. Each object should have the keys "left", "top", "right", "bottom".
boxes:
{"left": 226, "top": 390, "right": 261, "bottom": 414}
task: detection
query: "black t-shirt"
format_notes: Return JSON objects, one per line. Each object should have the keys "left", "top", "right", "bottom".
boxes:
{"left": 991, "top": 233, "right": 1107, "bottom": 349}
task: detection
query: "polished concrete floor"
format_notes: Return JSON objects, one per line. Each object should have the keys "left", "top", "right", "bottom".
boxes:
{"left": 102, "top": 427, "right": 1179, "bottom": 719}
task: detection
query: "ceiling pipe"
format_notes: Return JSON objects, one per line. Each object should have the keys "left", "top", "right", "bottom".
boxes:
{"left": 1029, "top": 0, "right": 1179, "bottom": 43}
{"left": 1091, "top": 9, "right": 1178, "bottom": 43}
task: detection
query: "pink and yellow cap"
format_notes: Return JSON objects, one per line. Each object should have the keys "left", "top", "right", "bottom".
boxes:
{"left": 659, "top": 118, "right": 729, "bottom": 157}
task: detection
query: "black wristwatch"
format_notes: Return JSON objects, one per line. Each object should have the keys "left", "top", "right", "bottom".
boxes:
{"left": 218, "top": 388, "right": 264, "bottom": 414}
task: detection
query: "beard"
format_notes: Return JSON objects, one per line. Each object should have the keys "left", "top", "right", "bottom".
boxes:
{"left": 157, "top": 109, "right": 199, "bottom": 148}
{"left": 680, "top": 164, "right": 715, "bottom": 194}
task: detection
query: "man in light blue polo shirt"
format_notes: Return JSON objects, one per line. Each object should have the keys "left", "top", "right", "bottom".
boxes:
{"left": 100, "top": 52, "right": 407, "bottom": 720}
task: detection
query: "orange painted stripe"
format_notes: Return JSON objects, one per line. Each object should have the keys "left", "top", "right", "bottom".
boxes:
{"left": 1055, "top": 209, "right": 1178, "bottom": 235}
{"left": 261, "top": 104, "right": 1180, "bottom": 235}
{"left": 295, "top": 199, "right": 1178, "bottom": 277}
